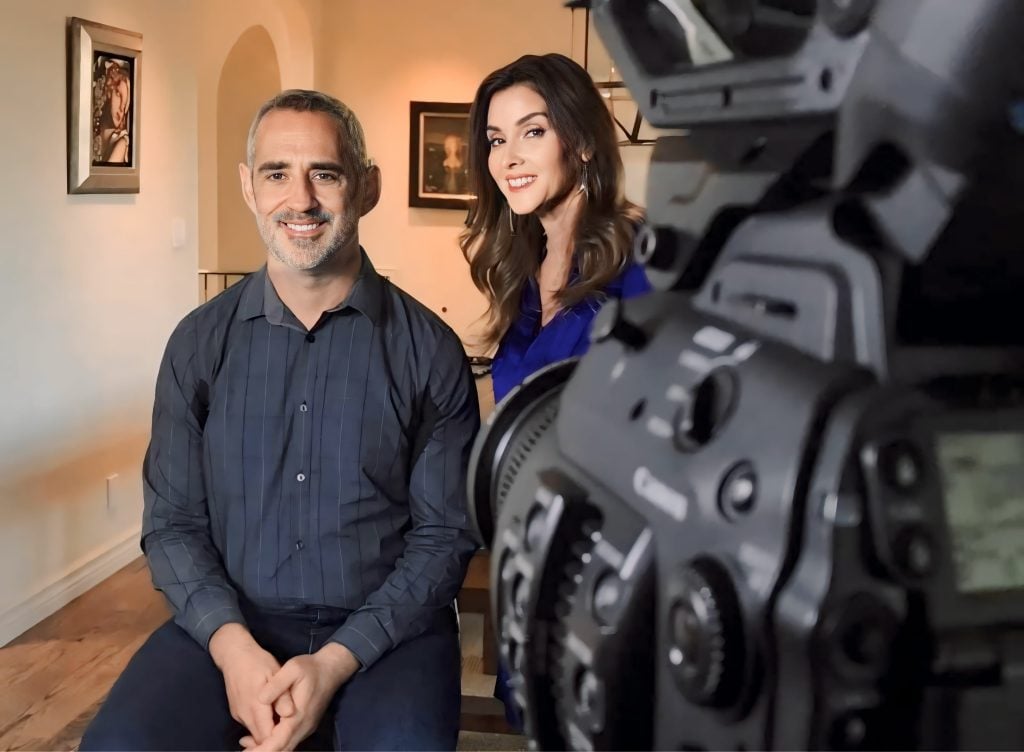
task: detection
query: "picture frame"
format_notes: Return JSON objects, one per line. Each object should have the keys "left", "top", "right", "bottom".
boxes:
{"left": 408, "top": 101, "right": 473, "bottom": 209}
{"left": 67, "top": 17, "right": 142, "bottom": 194}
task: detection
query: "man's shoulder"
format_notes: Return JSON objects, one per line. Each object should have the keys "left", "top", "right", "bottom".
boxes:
{"left": 379, "top": 278, "right": 461, "bottom": 348}
{"left": 189, "top": 272, "right": 257, "bottom": 322}
{"left": 167, "top": 271, "right": 258, "bottom": 348}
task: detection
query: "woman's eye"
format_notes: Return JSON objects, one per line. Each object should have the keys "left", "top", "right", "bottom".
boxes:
{"left": 488, "top": 136, "right": 505, "bottom": 148}
{"left": 525, "top": 127, "right": 545, "bottom": 138}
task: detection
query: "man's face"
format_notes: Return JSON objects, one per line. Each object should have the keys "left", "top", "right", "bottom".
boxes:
{"left": 240, "top": 109, "right": 367, "bottom": 271}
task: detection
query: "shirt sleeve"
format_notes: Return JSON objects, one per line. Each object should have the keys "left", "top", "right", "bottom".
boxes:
{"left": 329, "top": 330, "right": 480, "bottom": 669}
{"left": 141, "top": 314, "right": 246, "bottom": 648}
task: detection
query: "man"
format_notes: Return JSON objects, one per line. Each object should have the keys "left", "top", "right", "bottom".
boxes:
{"left": 81, "top": 90, "right": 479, "bottom": 751}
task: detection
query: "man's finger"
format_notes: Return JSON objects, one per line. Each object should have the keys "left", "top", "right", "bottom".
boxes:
{"left": 247, "top": 700, "right": 275, "bottom": 744}
{"left": 252, "top": 716, "right": 300, "bottom": 752}
{"left": 259, "top": 663, "right": 299, "bottom": 705}
{"left": 274, "top": 690, "right": 296, "bottom": 718}
{"left": 240, "top": 735, "right": 256, "bottom": 750}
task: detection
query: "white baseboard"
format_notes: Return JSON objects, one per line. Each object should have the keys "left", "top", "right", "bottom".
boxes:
{"left": 0, "top": 528, "right": 142, "bottom": 647}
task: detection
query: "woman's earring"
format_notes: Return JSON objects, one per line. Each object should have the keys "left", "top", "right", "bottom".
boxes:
{"left": 508, "top": 205, "right": 517, "bottom": 237}
{"left": 579, "top": 160, "right": 590, "bottom": 196}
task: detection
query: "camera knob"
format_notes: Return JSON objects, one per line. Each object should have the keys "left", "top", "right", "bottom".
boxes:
{"left": 668, "top": 560, "right": 743, "bottom": 707}
{"left": 877, "top": 439, "right": 923, "bottom": 494}
{"left": 591, "top": 298, "right": 648, "bottom": 349}
{"left": 634, "top": 223, "right": 678, "bottom": 272}
{"left": 821, "top": 0, "right": 875, "bottom": 38}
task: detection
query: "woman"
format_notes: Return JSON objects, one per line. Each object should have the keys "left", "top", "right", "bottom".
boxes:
{"left": 94, "top": 59, "right": 131, "bottom": 164}
{"left": 461, "top": 52, "right": 650, "bottom": 405}
{"left": 460, "top": 52, "right": 651, "bottom": 728}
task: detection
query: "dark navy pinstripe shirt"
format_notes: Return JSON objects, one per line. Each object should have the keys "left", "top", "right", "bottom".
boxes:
{"left": 141, "top": 251, "right": 479, "bottom": 669}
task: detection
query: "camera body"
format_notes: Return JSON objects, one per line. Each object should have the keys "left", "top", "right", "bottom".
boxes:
{"left": 469, "top": 0, "right": 1024, "bottom": 748}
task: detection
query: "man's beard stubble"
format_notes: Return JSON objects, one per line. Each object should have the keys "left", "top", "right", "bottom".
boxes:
{"left": 259, "top": 208, "right": 358, "bottom": 272}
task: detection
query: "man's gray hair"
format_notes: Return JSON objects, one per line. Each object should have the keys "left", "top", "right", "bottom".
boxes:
{"left": 246, "top": 89, "right": 370, "bottom": 173}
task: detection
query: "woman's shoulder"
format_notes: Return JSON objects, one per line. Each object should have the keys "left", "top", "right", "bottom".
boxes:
{"left": 605, "top": 258, "right": 651, "bottom": 300}
{"left": 611, "top": 206, "right": 651, "bottom": 298}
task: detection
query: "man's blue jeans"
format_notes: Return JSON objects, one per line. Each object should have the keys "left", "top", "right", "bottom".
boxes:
{"left": 80, "top": 604, "right": 461, "bottom": 751}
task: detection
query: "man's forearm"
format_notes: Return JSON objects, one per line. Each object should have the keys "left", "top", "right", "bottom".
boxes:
{"left": 142, "top": 525, "right": 246, "bottom": 648}
{"left": 329, "top": 524, "right": 476, "bottom": 668}
{"left": 209, "top": 622, "right": 261, "bottom": 670}
{"left": 314, "top": 642, "right": 361, "bottom": 687}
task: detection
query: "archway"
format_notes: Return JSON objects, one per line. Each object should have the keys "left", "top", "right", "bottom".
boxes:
{"left": 216, "top": 26, "right": 281, "bottom": 273}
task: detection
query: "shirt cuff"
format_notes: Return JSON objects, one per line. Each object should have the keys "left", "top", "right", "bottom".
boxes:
{"left": 329, "top": 611, "right": 393, "bottom": 670}
{"left": 183, "top": 597, "right": 247, "bottom": 650}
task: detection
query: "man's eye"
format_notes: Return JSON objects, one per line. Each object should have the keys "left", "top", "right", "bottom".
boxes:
{"left": 266, "top": 172, "right": 286, "bottom": 181}
{"left": 312, "top": 172, "right": 339, "bottom": 182}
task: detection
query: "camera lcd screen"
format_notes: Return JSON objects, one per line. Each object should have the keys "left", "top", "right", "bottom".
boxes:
{"left": 935, "top": 432, "right": 1024, "bottom": 593}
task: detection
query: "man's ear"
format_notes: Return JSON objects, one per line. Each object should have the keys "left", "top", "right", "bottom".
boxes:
{"left": 359, "top": 164, "right": 382, "bottom": 217}
{"left": 239, "top": 162, "right": 257, "bottom": 215}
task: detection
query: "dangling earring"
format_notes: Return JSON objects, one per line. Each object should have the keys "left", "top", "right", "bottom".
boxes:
{"left": 578, "top": 160, "right": 590, "bottom": 196}
{"left": 508, "top": 204, "right": 517, "bottom": 237}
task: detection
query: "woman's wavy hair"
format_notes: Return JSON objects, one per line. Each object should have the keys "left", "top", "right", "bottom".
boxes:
{"left": 460, "top": 53, "right": 642, "bottom": 349}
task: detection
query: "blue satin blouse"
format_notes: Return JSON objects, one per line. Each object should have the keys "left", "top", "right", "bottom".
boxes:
{"left": 491, "top": 262, "right": 652, "bottom": 403}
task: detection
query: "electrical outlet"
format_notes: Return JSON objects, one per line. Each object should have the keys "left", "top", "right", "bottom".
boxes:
{"left": 106, "top": 473, "right": 119, "bottom": 510}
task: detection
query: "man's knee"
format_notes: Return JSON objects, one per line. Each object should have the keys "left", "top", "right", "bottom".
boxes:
{"left": 79, "top": 713, "right": 148, "bottom": 752}
{"left": 79, "top": 619, "right": 236, "bottom": 751}
{"left": 340, "top": 717, "right": 459, "bottom": 752}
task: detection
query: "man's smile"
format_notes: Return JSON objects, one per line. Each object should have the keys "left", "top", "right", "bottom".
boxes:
{"left": 281, "top": 220, "right": 326, "bottom": 235}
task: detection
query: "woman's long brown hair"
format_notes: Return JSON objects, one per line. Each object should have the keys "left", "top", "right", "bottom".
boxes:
{"left": 459, "top": 53, "right": 642, "bottom": 350}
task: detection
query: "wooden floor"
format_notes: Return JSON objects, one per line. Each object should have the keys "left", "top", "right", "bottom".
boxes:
{"left": 0, "top": 558, "right": 167, "bottom": 751}
{"left": 0, "top": 558, "right": 522, "bottom": 751}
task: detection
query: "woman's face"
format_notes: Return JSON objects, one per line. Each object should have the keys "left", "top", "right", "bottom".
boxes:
{"left": 107, "top": 66, "right": 130, "bottom": 129}
{"left": 486, "top": 84, "right": 566, "bottom": 216}
{"left": 110, "top": 75, "right": 129, "bottom": 129}
{"left": 444, "top": 134, "right": 461, "bottom": 158}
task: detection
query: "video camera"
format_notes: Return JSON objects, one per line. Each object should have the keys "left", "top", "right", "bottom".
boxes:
{"left": 467, "top": 0, "right": 1024, "bottom": 748}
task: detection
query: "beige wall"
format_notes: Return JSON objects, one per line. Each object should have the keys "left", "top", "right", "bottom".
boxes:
{"left": 0, "top": 0, "right": 199, "bottom": 643}
{"left": 319, "top": 0, "right": 590, "bottom": 349}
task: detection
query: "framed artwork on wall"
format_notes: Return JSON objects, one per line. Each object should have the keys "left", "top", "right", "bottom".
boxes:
{"left": 67, "top": 17, "right": 143, "bottom": 194}
{"left": 408, "top": 101, "right": 474, "bottom": 209}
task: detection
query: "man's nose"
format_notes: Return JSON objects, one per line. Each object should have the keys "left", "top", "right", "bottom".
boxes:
{"left": 287, "top": 176, "right": 318, "bottom": 212}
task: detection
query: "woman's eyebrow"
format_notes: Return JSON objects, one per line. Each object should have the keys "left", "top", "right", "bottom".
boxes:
{"left": 486, "top": 111, "right": 549, "bottom": 132}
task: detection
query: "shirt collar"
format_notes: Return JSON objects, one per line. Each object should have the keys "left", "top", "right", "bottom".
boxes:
{"left": 237, "top": 266, "right": 267, "bottom": 321}
{"left": 236, "top": 248, "right": 385, "bottom": 326}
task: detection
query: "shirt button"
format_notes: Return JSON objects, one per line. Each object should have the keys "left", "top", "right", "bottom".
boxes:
{"left": 295, "top": 540, "right": 304, "bottom": 551}
{"left": 299, "top": 402, "right": 308, "bottom": 412}
{"left": 296, "top": 473, "right": 306, "bottom": 482}
{"left": 305, "top": 332, "right": 316, "bottom": 343}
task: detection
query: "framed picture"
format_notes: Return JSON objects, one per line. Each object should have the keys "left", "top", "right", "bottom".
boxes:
{"left": 408, "top": 101, "right": 473, "bottom": 209}
{"left": 67, "top": 17, "right": 142, "bottom": 194}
